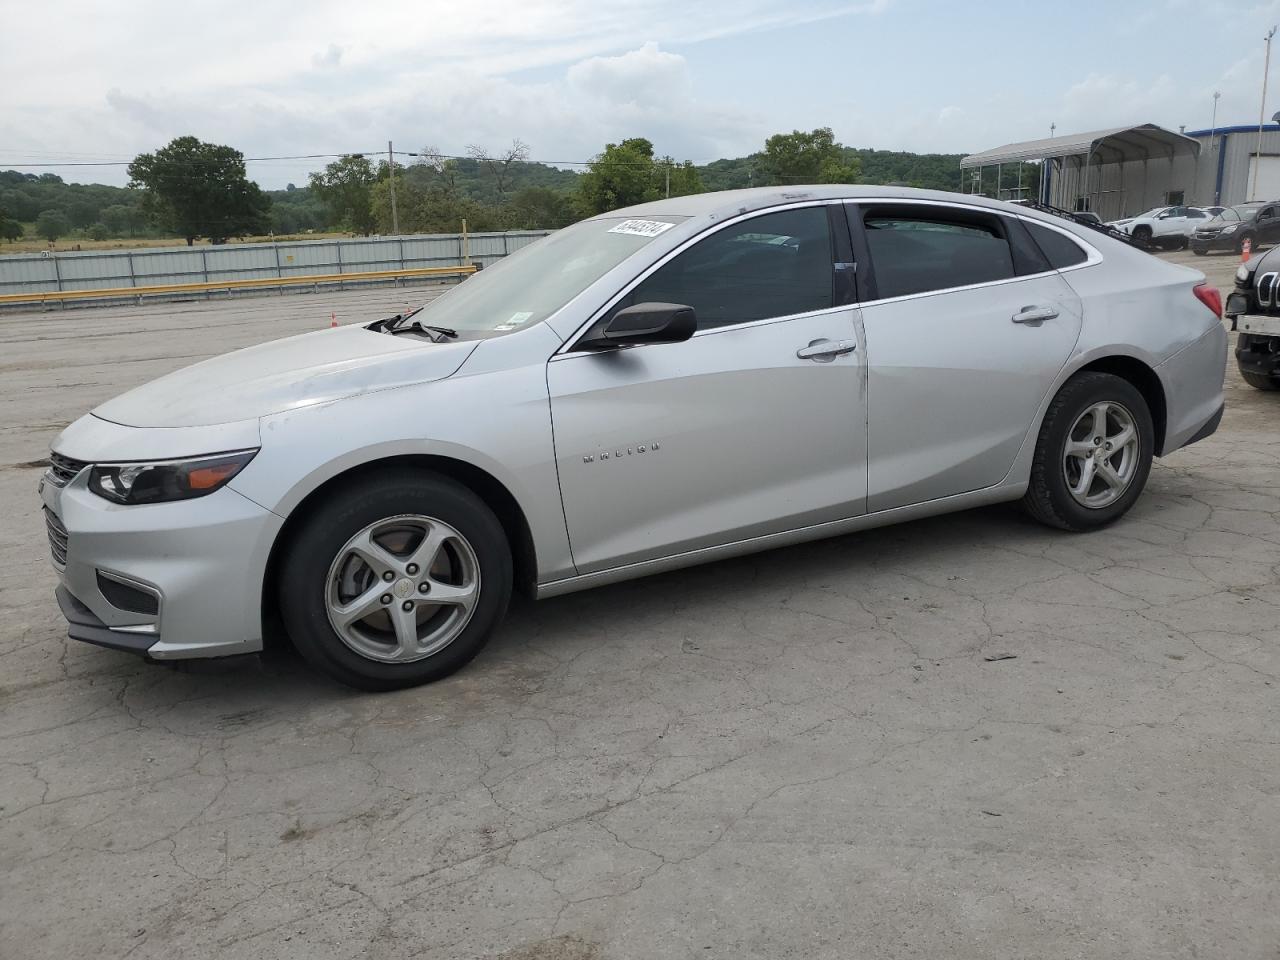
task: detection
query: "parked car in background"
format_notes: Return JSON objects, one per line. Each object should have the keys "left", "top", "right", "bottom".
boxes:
{"left": 1190, "top": 202, "right": 1280, "bottom": 255}
{"left": 1224, "top": 247, "right": 1280, "bottom": 389}
{"left": 39, "top": 186, "right": 1228, "bottom": 690}
{"left": 1107, "top": 205, "right": 1211, "bottom": 249}
{"left": 1200, "top": 206, "right": 1227, "bottom": 218}
{"left": 1072, "top": 212, "right": 1104, "bottom": 227}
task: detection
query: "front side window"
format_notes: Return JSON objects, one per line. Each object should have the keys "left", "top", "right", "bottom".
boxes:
{"left": 863, "top": 208, "right": 1017, "bottom": 299}
{"left": 618, "top": 207, "right": 835, "bottom": 330}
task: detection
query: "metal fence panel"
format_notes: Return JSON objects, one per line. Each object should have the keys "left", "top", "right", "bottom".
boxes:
{"left": 0, "top": 230, "right": 551, "bottom": 298}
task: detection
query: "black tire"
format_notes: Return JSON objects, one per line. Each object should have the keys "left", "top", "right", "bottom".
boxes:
{"left": 1241, "top": 370, "right": 1279, "bottom": 390}
{"left": 1132, "top": 225, "right": 1153, "bottom": 245}
{"left": 278, "top": 469, "right": 512, "bottom": 691}
{"left": 1237, "top": 232, "right": 1256, "bottom": 255}
{"left": 1193, "top": 248, "right": 1208, "bottom": 256}
{"left": 1022, "top": 372, "right": 1155, "bottom": 532}
{"left": 1177, "top": 236, "right": 1189, "bottom": 250}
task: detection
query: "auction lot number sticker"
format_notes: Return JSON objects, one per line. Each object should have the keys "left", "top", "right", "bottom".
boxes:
{"left": 608, "top": 219, "right": 676, "bottom": 238}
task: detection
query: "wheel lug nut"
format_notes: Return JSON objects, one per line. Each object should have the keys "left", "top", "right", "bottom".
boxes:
{"left": 382, "top": 571, "right": 394, "bottom": 582}
{"left": 401, "top": 601, "right": 414, "bottom": 612}
{"left": 380, "top": 594, "right": 392, "bottom": 605}
{"left": 406, "top": 563, "right": 419, "bottom": 575}
{"left": 418, "top": 583, "right": 430, "bottom": 594}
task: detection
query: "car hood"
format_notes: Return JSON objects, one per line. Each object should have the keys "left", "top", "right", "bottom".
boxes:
{"left": 93, "top": 326, "right": 478, "bottom": 428}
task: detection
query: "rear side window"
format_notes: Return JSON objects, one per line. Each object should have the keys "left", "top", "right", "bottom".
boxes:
{"left": 863, "top": 209, "right": 1016, "bottom": 299}
{"left": 622, "top": 206, "right": 834, "bottom": 330}
{"left": 1025, "top": 222, "right": 1089, "bottom": 269}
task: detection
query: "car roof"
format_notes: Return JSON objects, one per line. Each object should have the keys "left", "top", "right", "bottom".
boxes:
{"left": 592, "top": 185, "right": 1052, "bottom": 223}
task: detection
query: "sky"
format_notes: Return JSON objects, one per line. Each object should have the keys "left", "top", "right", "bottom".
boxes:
{"left": 4, "top": 0, "right": 1280, "bottom": 189}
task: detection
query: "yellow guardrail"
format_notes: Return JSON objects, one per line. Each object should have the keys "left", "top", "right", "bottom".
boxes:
{"left": 0, "top": 264, "right": 478, "bottom": 306}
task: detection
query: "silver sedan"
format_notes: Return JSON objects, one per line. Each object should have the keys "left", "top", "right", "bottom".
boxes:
{"left": 40, "top": 187, "right": 1228, "bottom": 690}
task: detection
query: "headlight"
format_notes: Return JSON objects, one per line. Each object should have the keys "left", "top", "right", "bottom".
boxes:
{"left": 88, "top": 449, "right": 258, "bottom": 505}
{"left": 1221, "top": 224, "right": 1239, "bottom": 234}
{"left": 1237, "top": 264, "right": 1251, "bottom": 282}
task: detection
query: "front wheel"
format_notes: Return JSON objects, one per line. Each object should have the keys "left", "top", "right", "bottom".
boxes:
{"left": 1022, "top": 373, "right": 1155, "bottom": 531}
{"left": 278, "top": 470, "right": 513, "bottom": 690}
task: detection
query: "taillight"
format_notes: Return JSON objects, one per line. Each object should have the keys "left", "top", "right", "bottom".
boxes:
{"left": 1193, "top": 283, "right": 1222, "bottom": 318}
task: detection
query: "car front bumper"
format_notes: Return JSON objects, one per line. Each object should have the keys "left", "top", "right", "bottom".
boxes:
{"left": 1190, "top": 233, "right": 1237, "bottom": 253}
{"left": 39, "top": 467, "right": 283, "bottom": 660}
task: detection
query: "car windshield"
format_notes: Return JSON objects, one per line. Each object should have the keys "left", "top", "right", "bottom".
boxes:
{"left": 412, "top": 216, "right": 688, "bottom": 333}
{"left": 1219, "top": 205, "right": 1257, "bottom": 222}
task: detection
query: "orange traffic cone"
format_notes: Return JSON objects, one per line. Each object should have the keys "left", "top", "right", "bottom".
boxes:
{"left": 1242, "top": 238, "right": 1252, "bottom": 263}
{"left": 330, "top": 312, "right": 337, "bottom": 327}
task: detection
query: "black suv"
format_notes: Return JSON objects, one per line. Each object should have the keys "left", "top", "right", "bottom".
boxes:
{"left": 1223, "top": 249, "right": 1280, "bottom": 390}
{"left": 1191, "top": 201, "right": 1280, "bottom": 255}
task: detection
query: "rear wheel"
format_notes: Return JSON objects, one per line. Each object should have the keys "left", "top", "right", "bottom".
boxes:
{"left": 278, "top": 470, "right": 512, "bottom": 690}
{"left": 1241, "top": 370, "right": 1279, "bottom": 390}
{"left": 1193, "top": 247, "right": 1208, "bottom": 256}
{"left": 1023, "top": 372, "right": 1155, "bottom": 531}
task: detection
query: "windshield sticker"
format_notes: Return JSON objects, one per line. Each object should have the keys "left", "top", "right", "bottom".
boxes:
{"left": 494, "top": 311, "right": 533, "bottom": 331}
{"left": 608, "top": 219, "right": 676, "bottom": 238}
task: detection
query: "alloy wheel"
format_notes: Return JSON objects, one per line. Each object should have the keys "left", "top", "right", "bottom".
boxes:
{"left": 325, "top": 514, "right": 481, "bottom": 663}
{"left": 1061, "top": 401, "right": 1141, "bottom": 509}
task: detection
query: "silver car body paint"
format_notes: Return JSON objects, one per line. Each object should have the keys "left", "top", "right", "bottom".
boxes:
{"left": 43, "top": 185, "right": 1227, "bottom": 659}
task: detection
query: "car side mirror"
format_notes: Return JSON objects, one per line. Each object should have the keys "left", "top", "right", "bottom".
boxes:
{"left": 584, "top": 302, "right": 696, "bottom": 350}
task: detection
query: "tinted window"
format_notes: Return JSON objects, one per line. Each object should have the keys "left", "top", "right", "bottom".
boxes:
{"left": 621, "top": 207, "right": 834, "bottom": 330}
{"left": 1261, "top": 207, "right": 1276, "bottom": 221}
{"left": 1025, "top": 222, "right": 1089, "bottom": 268}
{"left": 1186, "top": 209, "right": 1207, "bottom": 219}
{"left": 864, "top": 211, "right": 1015, "bottom": 298}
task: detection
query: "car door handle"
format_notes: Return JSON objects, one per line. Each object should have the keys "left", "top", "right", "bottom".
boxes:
{"left": 796, "top": 338, "right": 857, "bottom": 362}
{"left": 1011, "top": 305, "right": 1059, "bottom": 326}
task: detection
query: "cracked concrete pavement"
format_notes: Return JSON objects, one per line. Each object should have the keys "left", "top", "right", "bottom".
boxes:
{"left": 1, "top": 261, "right": 1278, "bottom": 959}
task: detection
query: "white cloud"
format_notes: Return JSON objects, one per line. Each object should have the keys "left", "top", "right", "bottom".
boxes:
{"left": 0, "top": 0, "right": 889, "bottom": 186}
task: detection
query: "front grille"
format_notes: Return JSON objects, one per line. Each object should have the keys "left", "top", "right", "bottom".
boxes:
{"left": 44, "top": 508, "right": 69, "bottom": 566}
{"left": 46, "top": 452, "right": 88, "bottom": 488}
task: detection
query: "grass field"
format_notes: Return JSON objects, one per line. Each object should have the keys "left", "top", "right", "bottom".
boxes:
{"left": 0, "top": 230, "right": 350, "bottom": 255}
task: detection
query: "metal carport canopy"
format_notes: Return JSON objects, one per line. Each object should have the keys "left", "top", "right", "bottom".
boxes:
{"left": 960, "top": 123, "right": 1201, "bottom": 168}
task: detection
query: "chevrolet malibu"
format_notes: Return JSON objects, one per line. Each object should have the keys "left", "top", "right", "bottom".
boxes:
{"left": 40, "top": 187, "right": 1228, "bottom": 690}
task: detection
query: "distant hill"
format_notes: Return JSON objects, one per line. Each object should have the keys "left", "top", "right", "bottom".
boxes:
{"left": 698, "top": 148, "right": 968, "bottom": 192}
{"left": 0, "top": 146, "right": 977, "bottom": 244}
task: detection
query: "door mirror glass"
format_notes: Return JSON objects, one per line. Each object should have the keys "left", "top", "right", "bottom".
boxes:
{"left": 586, "top": 302, "right": 696, "bottom": 349}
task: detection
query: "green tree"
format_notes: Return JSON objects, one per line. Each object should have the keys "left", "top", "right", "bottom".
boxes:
{"left": 655, "top": 157, "right": 704, "bottom": 198}
{"left": 759, "top": 128, "right": 861, "bottom": 185}
{"left": 507, "top": 186, "right": 577, "bottom": 229}
{"left": 35, "top": 209, "right": 70, "bottom": 242}
{"left": 127, "top": 136, "right": 272, "bottom": 245}
{"left": 578, "top": 138, "right": 661, "bottom": 215}
{"left": 68, "top": 200, "right": 97, "bottom": 229}
{"left": 308, "top": 154, "right": 377, "bottom": 234}
{"left": 0, "top": 217, "right": 22, "bottom": 242}
{"left": 100, "top": 203, "right": 143, "bottom": 236}
{"left": 87, "top": 222, "right": 110, "bottom": 241}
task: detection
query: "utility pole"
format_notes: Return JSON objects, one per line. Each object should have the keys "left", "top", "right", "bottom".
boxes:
{"left": 388, "top": 140, "right": 399, "bottom": 234}
{"left": 665, "top": 160, "right": 671, "bottom": 198}
{"left": 1254, "top": 27, "right": 1277, "bottom": 200}
{"left": 1211, "top": 90, "right": 1221, "bottom": 141}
